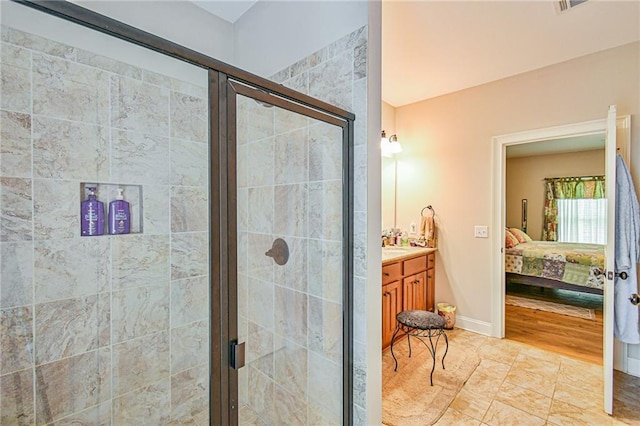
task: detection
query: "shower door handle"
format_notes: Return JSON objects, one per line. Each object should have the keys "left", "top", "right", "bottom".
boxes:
{"left": 265, "top": 238, "right": 289, "bottom": 265}
{"left": 230, "top": 341, "right": 245, "bottom": 370}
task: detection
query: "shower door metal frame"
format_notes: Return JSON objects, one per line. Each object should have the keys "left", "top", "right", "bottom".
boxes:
{"left": 223, "top": 79, "right": 354, "bottom": 424}
{"left": 11, "top": 1, "right": 356, "bottom": 424}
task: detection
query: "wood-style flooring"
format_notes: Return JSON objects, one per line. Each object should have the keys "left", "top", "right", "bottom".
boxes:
{"left": 505, "top": 283, "right": 603, "bottom": 365}
{"left": 504, "top": 283, "right": 640, "bottom": 423}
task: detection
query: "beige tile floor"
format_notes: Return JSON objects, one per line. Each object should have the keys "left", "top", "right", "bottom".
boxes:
{"left": 411, "top": 328, "right": 640, "bottom": 426}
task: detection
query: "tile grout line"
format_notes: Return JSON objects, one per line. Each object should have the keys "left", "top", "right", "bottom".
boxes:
{"left": 108, "top": 65, "right": 115, "bottom": 426}
{"left": 167, "top": 80, "right": 173, "bottom": 423}
{"left": 29, "top": 44, "right": 37, "bottom": 426}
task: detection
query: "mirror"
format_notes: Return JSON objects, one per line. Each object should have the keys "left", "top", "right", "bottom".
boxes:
{"left": 382, "top": 155, "right": 397, "bottom": 230}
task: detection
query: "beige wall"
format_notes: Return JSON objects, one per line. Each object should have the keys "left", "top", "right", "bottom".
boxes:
{"left": 505, "top": 149, "right": 605, "bottom": 240}
{"left": 393, "top": 42, "right": 640, "bottom": 328}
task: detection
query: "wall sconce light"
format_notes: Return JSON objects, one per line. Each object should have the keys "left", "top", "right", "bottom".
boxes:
{"left": 381, "top": 130, "right": 402, "bottom": 157}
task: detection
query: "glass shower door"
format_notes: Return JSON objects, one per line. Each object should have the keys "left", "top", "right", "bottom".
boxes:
{"left": 232, "top": 86, "right": 347, "bottom": 424}
{"left": 0, "top": 3, "right": 211, "bottom": 424}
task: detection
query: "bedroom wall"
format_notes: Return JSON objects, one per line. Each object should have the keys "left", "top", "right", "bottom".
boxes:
{"left": 393, "top": 41, "right": 640, "bottom": 333}
{"left": 505, "top": 149, "right": 605, "bottom": 240}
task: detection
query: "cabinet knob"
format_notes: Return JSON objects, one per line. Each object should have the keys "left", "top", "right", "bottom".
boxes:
{"left": 384, "top": 272, "right": 390, "bottom": 276}
{"left": 383, "top": 291, "right": 390, "bottom": 297}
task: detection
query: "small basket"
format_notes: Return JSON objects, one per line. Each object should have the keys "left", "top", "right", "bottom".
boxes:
{"left": 437, "top": 302, "right": 456, "bottom": 330}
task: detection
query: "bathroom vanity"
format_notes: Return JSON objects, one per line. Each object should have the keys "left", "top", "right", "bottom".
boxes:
{"left": 382, "top": 247, "right": 436, "bottom": 349}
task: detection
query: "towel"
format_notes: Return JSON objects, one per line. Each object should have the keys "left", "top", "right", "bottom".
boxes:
{"left": 420, "top": 215, "right": 437, "bottom": 248}
{"left": 614, "top": 154, "right": 640, "bottom": 344}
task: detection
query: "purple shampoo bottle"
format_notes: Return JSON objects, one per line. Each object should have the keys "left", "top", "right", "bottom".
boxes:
{"left": 81, "top": 186, "right": 105, "bottom": 236}
{"left": 108, "top": 187, "right": 130, "bottom": 235}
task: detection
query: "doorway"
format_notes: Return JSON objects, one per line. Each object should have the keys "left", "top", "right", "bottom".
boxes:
{"left": 491, "top": 109, "right": 632, "bottom": 415}
{"left": 503, "top": 139, "right": 606, "bottom": 364}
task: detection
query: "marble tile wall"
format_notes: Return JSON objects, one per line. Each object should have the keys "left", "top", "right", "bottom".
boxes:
{"left": 0, "top": 26, "right": 210, "bottom": 424}
{"left": 237, "top": 25, "right": 369, "bottom": 424}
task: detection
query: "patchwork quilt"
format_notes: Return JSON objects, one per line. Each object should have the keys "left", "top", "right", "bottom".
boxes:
{"left": 505, "top": 241, "right": 606, "bottom": 290}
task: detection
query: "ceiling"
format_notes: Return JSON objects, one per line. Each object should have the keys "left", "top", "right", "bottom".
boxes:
{"left": 191, "top": 1, "right": 640, "bottom": 107}
{"left": 193, "top": 0, "right": 257, "bottom": 23}
{"left": 382, "top": 0, "right": 640, "bottom": 107}
{"left": 506, "top": 134, "right": 605, "bottom": 159}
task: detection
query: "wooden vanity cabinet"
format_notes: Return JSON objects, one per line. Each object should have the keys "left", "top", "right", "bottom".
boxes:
{"left": 382, "top": 252, "right": 435, "bottom": 349}
{"left": 403, "top": 271, "right": 427, "bottom": 311}
{"left": 382, "top": 281, "right": 402, "bottom": 349}
{"left": 381, "top": 261, "right": 402, "bottom": 348}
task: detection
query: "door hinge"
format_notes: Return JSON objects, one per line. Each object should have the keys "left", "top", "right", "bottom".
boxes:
{"left": 606, "top": 270, "right": 630, "bottom": 281}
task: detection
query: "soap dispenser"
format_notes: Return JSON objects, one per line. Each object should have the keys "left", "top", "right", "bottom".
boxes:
{"left": 81, "top": 186, "right": 105, "bottom": 236}
{"left": 108, "top": 187, "right": 131, "bottom": 235}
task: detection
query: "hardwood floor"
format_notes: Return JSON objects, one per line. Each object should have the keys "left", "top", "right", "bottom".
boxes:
{"left": 505, "top": 283, "right": 604, "bottom": 365}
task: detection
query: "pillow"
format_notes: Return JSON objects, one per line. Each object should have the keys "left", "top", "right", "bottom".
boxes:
{"left": 505, "top": 230, "right": 519, "bottom": 248}
{"left": 509, "top": 228, "right": 533, "bottom": 243}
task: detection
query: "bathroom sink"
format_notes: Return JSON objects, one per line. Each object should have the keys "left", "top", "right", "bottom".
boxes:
{"left": 382, "top": 247, "right": 414, "bottom": 253}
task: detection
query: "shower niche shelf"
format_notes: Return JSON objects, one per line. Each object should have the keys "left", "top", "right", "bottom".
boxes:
{"left": 80, "top": 182, "right": 143, "bottom": 236}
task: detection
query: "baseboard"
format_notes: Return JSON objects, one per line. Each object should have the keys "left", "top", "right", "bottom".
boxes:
{"left": 454, "top": 315, "right": 493, "bottom": 336}
{"left": 627, "top": 357, "right": 640, "bottom": 378}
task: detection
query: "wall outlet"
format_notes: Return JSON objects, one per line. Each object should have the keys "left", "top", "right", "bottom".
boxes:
{"left": 474, "top": 226, "right": 488, "bottom": 238}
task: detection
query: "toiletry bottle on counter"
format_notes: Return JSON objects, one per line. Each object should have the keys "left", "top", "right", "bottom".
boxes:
{"left": 401, "top": 231, "right": 409, "bottom": 247}
{"left": 81, "top": 186, "right": 105, "bottom": 236}
{"left": 108, "top": 188, "right": 131, "bottom": 235}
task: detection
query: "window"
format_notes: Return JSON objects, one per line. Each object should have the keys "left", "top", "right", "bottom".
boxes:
{"left": 557, "top": 198, "right": 607, "bottom": 244}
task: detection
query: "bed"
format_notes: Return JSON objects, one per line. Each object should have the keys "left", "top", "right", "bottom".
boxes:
{"left": 505, "top": 240, "right": 605, "bottom": 295}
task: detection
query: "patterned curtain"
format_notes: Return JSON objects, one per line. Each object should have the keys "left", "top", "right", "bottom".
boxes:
{"left": 541, "top": 176, "right": 605, "bottom": 241}
{"left": 542, "top": 180, "right": 558, "bottom": 241}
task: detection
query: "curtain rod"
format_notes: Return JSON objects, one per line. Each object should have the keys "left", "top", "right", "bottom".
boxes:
{"left": 543, "top": 175, "right": 605, "bottom": 182}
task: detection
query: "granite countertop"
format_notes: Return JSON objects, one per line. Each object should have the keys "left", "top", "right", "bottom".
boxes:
{"left": 382, "top": 246, "right": 437, "bottom": 263}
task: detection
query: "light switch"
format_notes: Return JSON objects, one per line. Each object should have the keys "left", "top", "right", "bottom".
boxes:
{"left": 474, "top": 226, "right": 488, "bottom": 238}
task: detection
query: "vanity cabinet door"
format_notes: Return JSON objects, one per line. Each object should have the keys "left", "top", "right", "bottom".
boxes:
{"left": 382, "top": 281, "right": 402, "bottom": 348}
{"left": 427, "top": 267, "right": 435, "bottom": 312}
{"left": 403, "top": 271, "right": 427, "bottom": 312}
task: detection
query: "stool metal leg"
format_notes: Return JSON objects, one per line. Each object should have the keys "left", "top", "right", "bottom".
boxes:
{"left": 441, "top": 330, "right": 449, "bottom": 370}
{"left": 407, "top": 329, "right": 412, "bottom": 358}
{"left": 426, "top": 329, "right": 438, "bottom": 386}
{"left": 390, "top": 323, "right": 402, "bottom": 372}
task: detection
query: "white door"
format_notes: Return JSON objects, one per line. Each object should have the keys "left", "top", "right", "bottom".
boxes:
{"left": 603, "top": 104, "right": 617, "bottom": 414}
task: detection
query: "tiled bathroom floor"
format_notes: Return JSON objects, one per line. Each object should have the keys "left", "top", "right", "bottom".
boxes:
{"left": 446, "top": 329, "right": 639, "bottom": 425}
{"left": 385, "top": 328, "right": 640, "bottom": 426}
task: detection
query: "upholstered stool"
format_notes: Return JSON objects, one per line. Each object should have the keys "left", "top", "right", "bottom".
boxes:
{"left": 390, "top": 310, "right": 449, "bottom": 386}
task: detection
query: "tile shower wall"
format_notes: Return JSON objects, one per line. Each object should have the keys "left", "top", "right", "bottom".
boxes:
{"left": 236, "top": 25, "right": 369, "bottom": 424}
{"left": 0, "top": 26, "right": 209, "bottom": 424}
